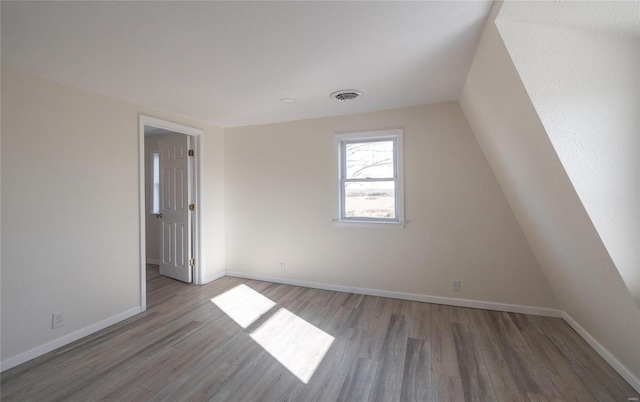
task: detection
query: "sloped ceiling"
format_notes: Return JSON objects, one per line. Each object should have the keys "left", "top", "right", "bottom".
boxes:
{"left": 497, "top": 2, "right": 639, "bottom": 306}
{"left": 459, "top": 0, "right": 639, "bottom": 390}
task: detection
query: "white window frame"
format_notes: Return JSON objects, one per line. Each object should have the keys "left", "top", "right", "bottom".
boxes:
{"left": 334, "top": 129, "right": 405, "bottom": 228}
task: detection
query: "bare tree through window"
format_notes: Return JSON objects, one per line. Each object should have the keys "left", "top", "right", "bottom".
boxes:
{"left": 343, "top": 141, "right": 395, "bottom": 218}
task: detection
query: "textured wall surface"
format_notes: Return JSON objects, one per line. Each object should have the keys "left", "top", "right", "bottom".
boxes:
{"left": 497, "top": 2, "right": 640, "bottom": 306}
{"left": 460, "top": 1, "right": 640, "bottom": 387}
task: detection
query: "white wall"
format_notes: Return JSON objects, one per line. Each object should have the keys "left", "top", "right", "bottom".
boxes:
{"left": 497, "top": 3, "right": 640, "bottom": 306}
{"left": 224, "top": 103, "right": 558, "bottom": 309}
{"left": 459, "top": 5, "right": 640, "bottom": 388}
{"left": 0, "top": 67, "right": 225, "bottom": 364}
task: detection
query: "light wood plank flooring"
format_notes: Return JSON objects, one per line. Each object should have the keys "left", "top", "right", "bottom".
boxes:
{"left": 2, "top": 266, "right": 637, "bottom": 401}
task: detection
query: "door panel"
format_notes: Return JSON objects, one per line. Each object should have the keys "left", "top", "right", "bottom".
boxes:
{"left": 162, "top": 221, "right": 172, "bottom": 264}
{"left": 176, "top": 167, "right": 186, "bottom": 211}
{"left": 159, "top": 134, "right": 192, "bottom": 283}
{"left": 176, "top": 223, "right": 186, "bottom": 267}
{"left": 161, "top": 168, "right": 172, "bottom": 210}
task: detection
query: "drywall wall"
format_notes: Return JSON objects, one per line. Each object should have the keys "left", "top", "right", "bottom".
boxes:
{"left": 196, "top": 125, "right": 225, "bottom": 285}
{"left": 459, "top": 5, "right": 640, "bottom": 387}
{"left": 0, "top": 67, "right": 225, "bottom": 364}
{"left": 224, "top": 103, "right": 558, "bottom": 309}
{"left": 497, "top": 3, "right": 640, "bottom": 306}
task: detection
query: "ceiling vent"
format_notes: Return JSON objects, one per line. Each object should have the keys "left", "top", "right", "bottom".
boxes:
{"left": 330, "top": 89, "right": 363, "bottom": 102}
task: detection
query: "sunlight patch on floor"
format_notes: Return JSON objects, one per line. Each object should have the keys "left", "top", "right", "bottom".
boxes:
{"left": 210, "top": 284, "right": 276, "bottom": 328}
{"left": 250, "top": 308, "right": 335, "bottom": 383}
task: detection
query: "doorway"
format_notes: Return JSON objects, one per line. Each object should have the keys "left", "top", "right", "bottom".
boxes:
{"left": 138, "top": 115, "right": 204, "bottom": 311}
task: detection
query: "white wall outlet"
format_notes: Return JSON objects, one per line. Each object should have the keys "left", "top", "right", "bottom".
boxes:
{"left": 279, "top": 263, "right": 285, "bottom": 272}
{"left": 452, "top": 280, "right": 461, "bottom": 292}
{"left": 52, "top": 311, "right": 65, "bottom": 329}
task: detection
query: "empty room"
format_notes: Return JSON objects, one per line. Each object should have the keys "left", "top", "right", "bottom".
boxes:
{"left": 1, "top": 1, "right": 638, "bottom": 401}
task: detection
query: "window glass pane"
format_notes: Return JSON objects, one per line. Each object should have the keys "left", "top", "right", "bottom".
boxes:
{"left": 344, "top": 181, "right": 395, "bottom": 219}
{"left": 345, "top": 141, "right": 394, "bottom": 179}
{"left": 152, "top": 152, "right": 160, "bottom": 214}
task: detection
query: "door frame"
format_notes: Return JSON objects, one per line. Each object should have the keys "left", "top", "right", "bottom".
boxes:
{"left": 138, "top": 114, "right": 204, "bottom": 311}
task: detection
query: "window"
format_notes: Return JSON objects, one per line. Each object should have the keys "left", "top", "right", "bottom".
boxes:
{"left": 335, "top": 129, "right": 404, "bottom": 225}
{"left": 152, "top": 151, "right": 160, "bottom": 214}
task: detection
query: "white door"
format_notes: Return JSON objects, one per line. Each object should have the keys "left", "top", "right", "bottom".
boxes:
{"left": 159, "top": 135, "right": 192, "bottom": 283}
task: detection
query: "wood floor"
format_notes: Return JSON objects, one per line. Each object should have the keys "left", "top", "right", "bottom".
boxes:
{"left": 1, "top": 265, "right": 637, "bottom": 401}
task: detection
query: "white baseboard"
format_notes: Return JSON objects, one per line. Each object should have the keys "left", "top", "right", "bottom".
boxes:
{"left": 4, "top": 274, "right": 636, "bottom": 395}
{"left": 225, "top": 271, "right": 640, "bottom": 392}
{"left": 146, "top": 259, "right": 160, "bottom": 265}
{"left": 562, "top": 311, "right": 640, "bottom": 393}
{"left": 201, "top": 270, "right": 226, "bottom": 285}
{"left": 224, "top": 271, "right": 563, "bottom": 318}
{"left": 0, "top": 306, "right": 142, "bottom": 373}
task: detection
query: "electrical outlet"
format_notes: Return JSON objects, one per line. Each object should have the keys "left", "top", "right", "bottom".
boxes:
{"left": 52, "top": 311, "right": 65, "bottom": 329}
{"left": 452, "top": 280, "right": 461, "bottom": 292}
{"left": 279, "top": 263, "right": 285, "bottom": 272}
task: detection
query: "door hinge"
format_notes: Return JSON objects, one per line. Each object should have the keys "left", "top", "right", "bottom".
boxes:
{"left": 189, "top": 204, "right": 195, "bottom": 211}
{"left": 188, "top": 149, "right": 194, "bottom": 156}
{"left": 189, "top": 258, "right": 195, "bottom": 267}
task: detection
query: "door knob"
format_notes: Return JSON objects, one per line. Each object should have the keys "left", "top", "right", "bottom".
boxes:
{"left": 156, "top": 213, "right": 163, "bottom": 218}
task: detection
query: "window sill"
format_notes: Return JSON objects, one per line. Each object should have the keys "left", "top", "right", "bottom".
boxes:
{"left": 332, "top": 219, "right": 407, "bottom": 229}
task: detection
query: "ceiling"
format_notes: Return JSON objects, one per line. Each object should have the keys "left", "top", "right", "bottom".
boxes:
{"left": 498, "top": 1, "right": 639, "bottom": 39}
{"left": 1, "top": 1, "right": 493, "bottom": 128}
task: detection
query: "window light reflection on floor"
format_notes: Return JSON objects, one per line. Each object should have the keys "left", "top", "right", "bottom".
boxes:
{"left": 210, "top": 284, "right": 275, "bottom": 328}
{"left": 250, "top": 308, "right": 334, "bottom": 383}
{"left": 210, "top": 284, "right": 335, "bottom": 383}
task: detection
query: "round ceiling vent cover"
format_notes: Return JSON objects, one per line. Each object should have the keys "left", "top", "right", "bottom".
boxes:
{"left": 330, "top": 89, "right": 363, "bottom": 102}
